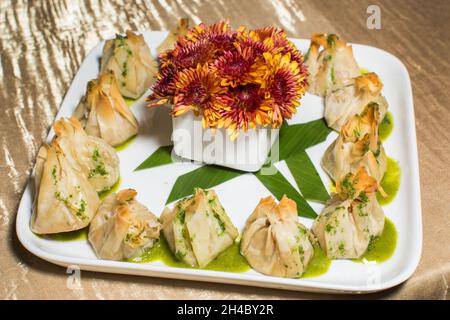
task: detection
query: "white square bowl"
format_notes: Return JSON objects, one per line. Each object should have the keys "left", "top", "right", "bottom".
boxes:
{"left": 15, "top": 31, "right": 422, "bottom": 294}
{"left": 172, "top": 112, "right": 279, "bottom": 172}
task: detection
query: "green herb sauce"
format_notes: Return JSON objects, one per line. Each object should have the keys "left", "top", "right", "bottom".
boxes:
{"left": 377, "top": 157, "right": 401, "bottom": 205}
{"left": 124, "top": 98, "right": 135, "bottom": 107}
{"left": 114, "top": 135, "right": 137, "bottom": 152}
{"left": 98, "top": 177, "right": 121, "bottom": 200}
{"left": 379, "top": 112, "right": 394, "bottom": 141}
{"left": 128, "top": 235, "right": 250, "bottom": 273}
{"left": 128, "top": 235, "right": 331, "bottom": 278}
{"left": 302, "top": 244, "right": 332, "bottom": 278}
{"left": 204, "top": 242, "right": 250, "bottom": 272}
{"left": 360, "top": 67, "right": 370, "bottom": 75}
{"left": 41, "top": 227, "right": 88, "bottom": 242}
{"left": 329, "top": 181, "right": 336, "bottom": 193}
{"left": 354, "top": 218, "right": 397, "bottom": 263}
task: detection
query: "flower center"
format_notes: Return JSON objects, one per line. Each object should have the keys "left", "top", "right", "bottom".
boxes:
{"left": 271, "top": 75, "right": 292, "bottom": 103}
{"left": 177, "top": 41, "right": 213, "bottom": 68}
{"left": 229, "top": 60, "right": 248, "bottom": 77}
{"left": 187, "top": 82, "right": 209, "bottom": 105}
{"left": 235, "top": 85, "right": 261, "bottom": 111}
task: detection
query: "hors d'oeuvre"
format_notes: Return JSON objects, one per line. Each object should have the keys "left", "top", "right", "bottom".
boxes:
{"left": 312, "top": 167, "right": 385, "bottom": 259}
{"left": 101, "top": 31, "right": 158, "bottom": 99}
{"left": 74, "top": 72, "right": 138, "bottom": 147}
{"left": 305, "top": 33, "right": 360, "bottom": 97}
{"left": 324, "top": 72, "right": 388, "bottom": 131}
{"left": 89, "top": 189, "right": 161, "bottom": 260}
{"left": 240, "top": 195, "right": 315, "bottom": 278}
{"left": 322, "top": 103, "right": 387, "bottom": 186}
{"left": 31, "top": 141, "right": 100, "bottom": 234}
{"left": 160, "top": 188, "right": 239, "bottom": 268}
{"left": 53, "top": 117, "right": 120, "bottom": 193}
{"left": 157, "top": 18, "right": 190, "bottom": 55}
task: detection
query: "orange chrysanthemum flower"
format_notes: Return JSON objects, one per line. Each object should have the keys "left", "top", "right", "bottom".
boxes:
{"left": 185, "top": 21, "right": 236, "bottom": 49}
{"left": 148, "top": 63, "right": 177, "bottom": 105}
{"left": 163, "top": 39, "right": 216, "bottom": 69}
{"left": 147, "top": 22, "right": 309, "bottom": 138}
{"left": 173, "top": 64, "right": 227, "bottom": 128}
{"left": 213, "top": 47, "right": 256, "bottom": 87}
{"left": 217, "top": 84, "right": 271, "bottom": 137}
{"left": 259, "top": 52, "right": 308, "bottom": 127}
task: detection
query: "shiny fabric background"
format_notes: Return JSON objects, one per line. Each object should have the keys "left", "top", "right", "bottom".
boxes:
{"left": 1, "top": 0, "right": 449, "bottom": 299}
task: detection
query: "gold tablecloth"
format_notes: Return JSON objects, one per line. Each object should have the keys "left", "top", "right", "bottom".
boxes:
{"left": 1, "top": 0, "right": 449, "bottom": 299}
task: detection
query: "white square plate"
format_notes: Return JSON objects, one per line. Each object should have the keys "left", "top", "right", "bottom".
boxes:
{"left": 16, "top": 31, "right": 422, "bottom": 294}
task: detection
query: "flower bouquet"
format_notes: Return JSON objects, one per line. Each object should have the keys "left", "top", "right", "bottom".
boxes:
{"left": 148, "top": 21, "right": 308, "bottom": 171}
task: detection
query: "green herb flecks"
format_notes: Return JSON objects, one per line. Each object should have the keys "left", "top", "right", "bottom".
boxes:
{"left": 125, "top": 233, "right": 133, "bottom": 242}
{"left": 358, "top": 191, "right": 369, "bottom": 211}
{"left": 327, "top": 34, "right": 336, "bottom": 47}
{"left": 89, "top": 148, "right": 108, "bottom": 178}
{"left": 54, "top": 191, "right": 88, "bottom": 221}
{"left": 325, "top": 224, "right": 334, "bottom": 234}
{"left": 331, "top": 65, "right": 336, "bottom": 85}
{"left": 176, "top": 209, "right": 186, "bottom": 225}
{"left": 76, "top": 199, "right": 88, "bottom": 221}
{"left": 116, "top": 34, "right": 126, "bottom": 48}
{"left": 360, "top": 191, "right": 369, "bottom": 203}
{"left": 51, "top": 165, "right": 58, "bottom": 185}
{"left": 122, "top": 60, "right": 128, "bottom": 78}
{"left": 213, "top": 212, "right": 226, "bottom": 236}
{"left": 89, "top": 164, "right": 108, "bottom": 178}
{"left": 338, "top": 242, "right": 346, "bottom": 256}
{"left": 341, "top": 174, "right": 355, "bottom": 198}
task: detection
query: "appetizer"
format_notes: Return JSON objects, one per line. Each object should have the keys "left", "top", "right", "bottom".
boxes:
{"left": 240, "top": 195, "right": 314, "bottom": 278}
{"left": 156, "top": 18, "right": 190, "bottom": 55}
{"left": 89, "top": 189, "right": 161, "bottom": 260}
{"left": 74, "top": 72, "right": 138, "bottom": 147}
{"left": 160, "top": 188, "right": 239, "bottom": 267}
{"left": 322, "top": 103, "right": 387, "bottom": 186}
{"left": 325, "top": 72, "right": 388, "bottom": 131}
{"left": 101, "top": 31, "right": 158, "bottom": 99}
{"left": 305, "top": 33, "right": 360, "bottom": 97}
{"left": 53, "top": 117, "right": 120, "bottom": 193}
{"left": 312, "top": 167, "right": 385, "bottom": 259}
{"left": 31, "top": 141, "right": 100, "bottom": 234}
